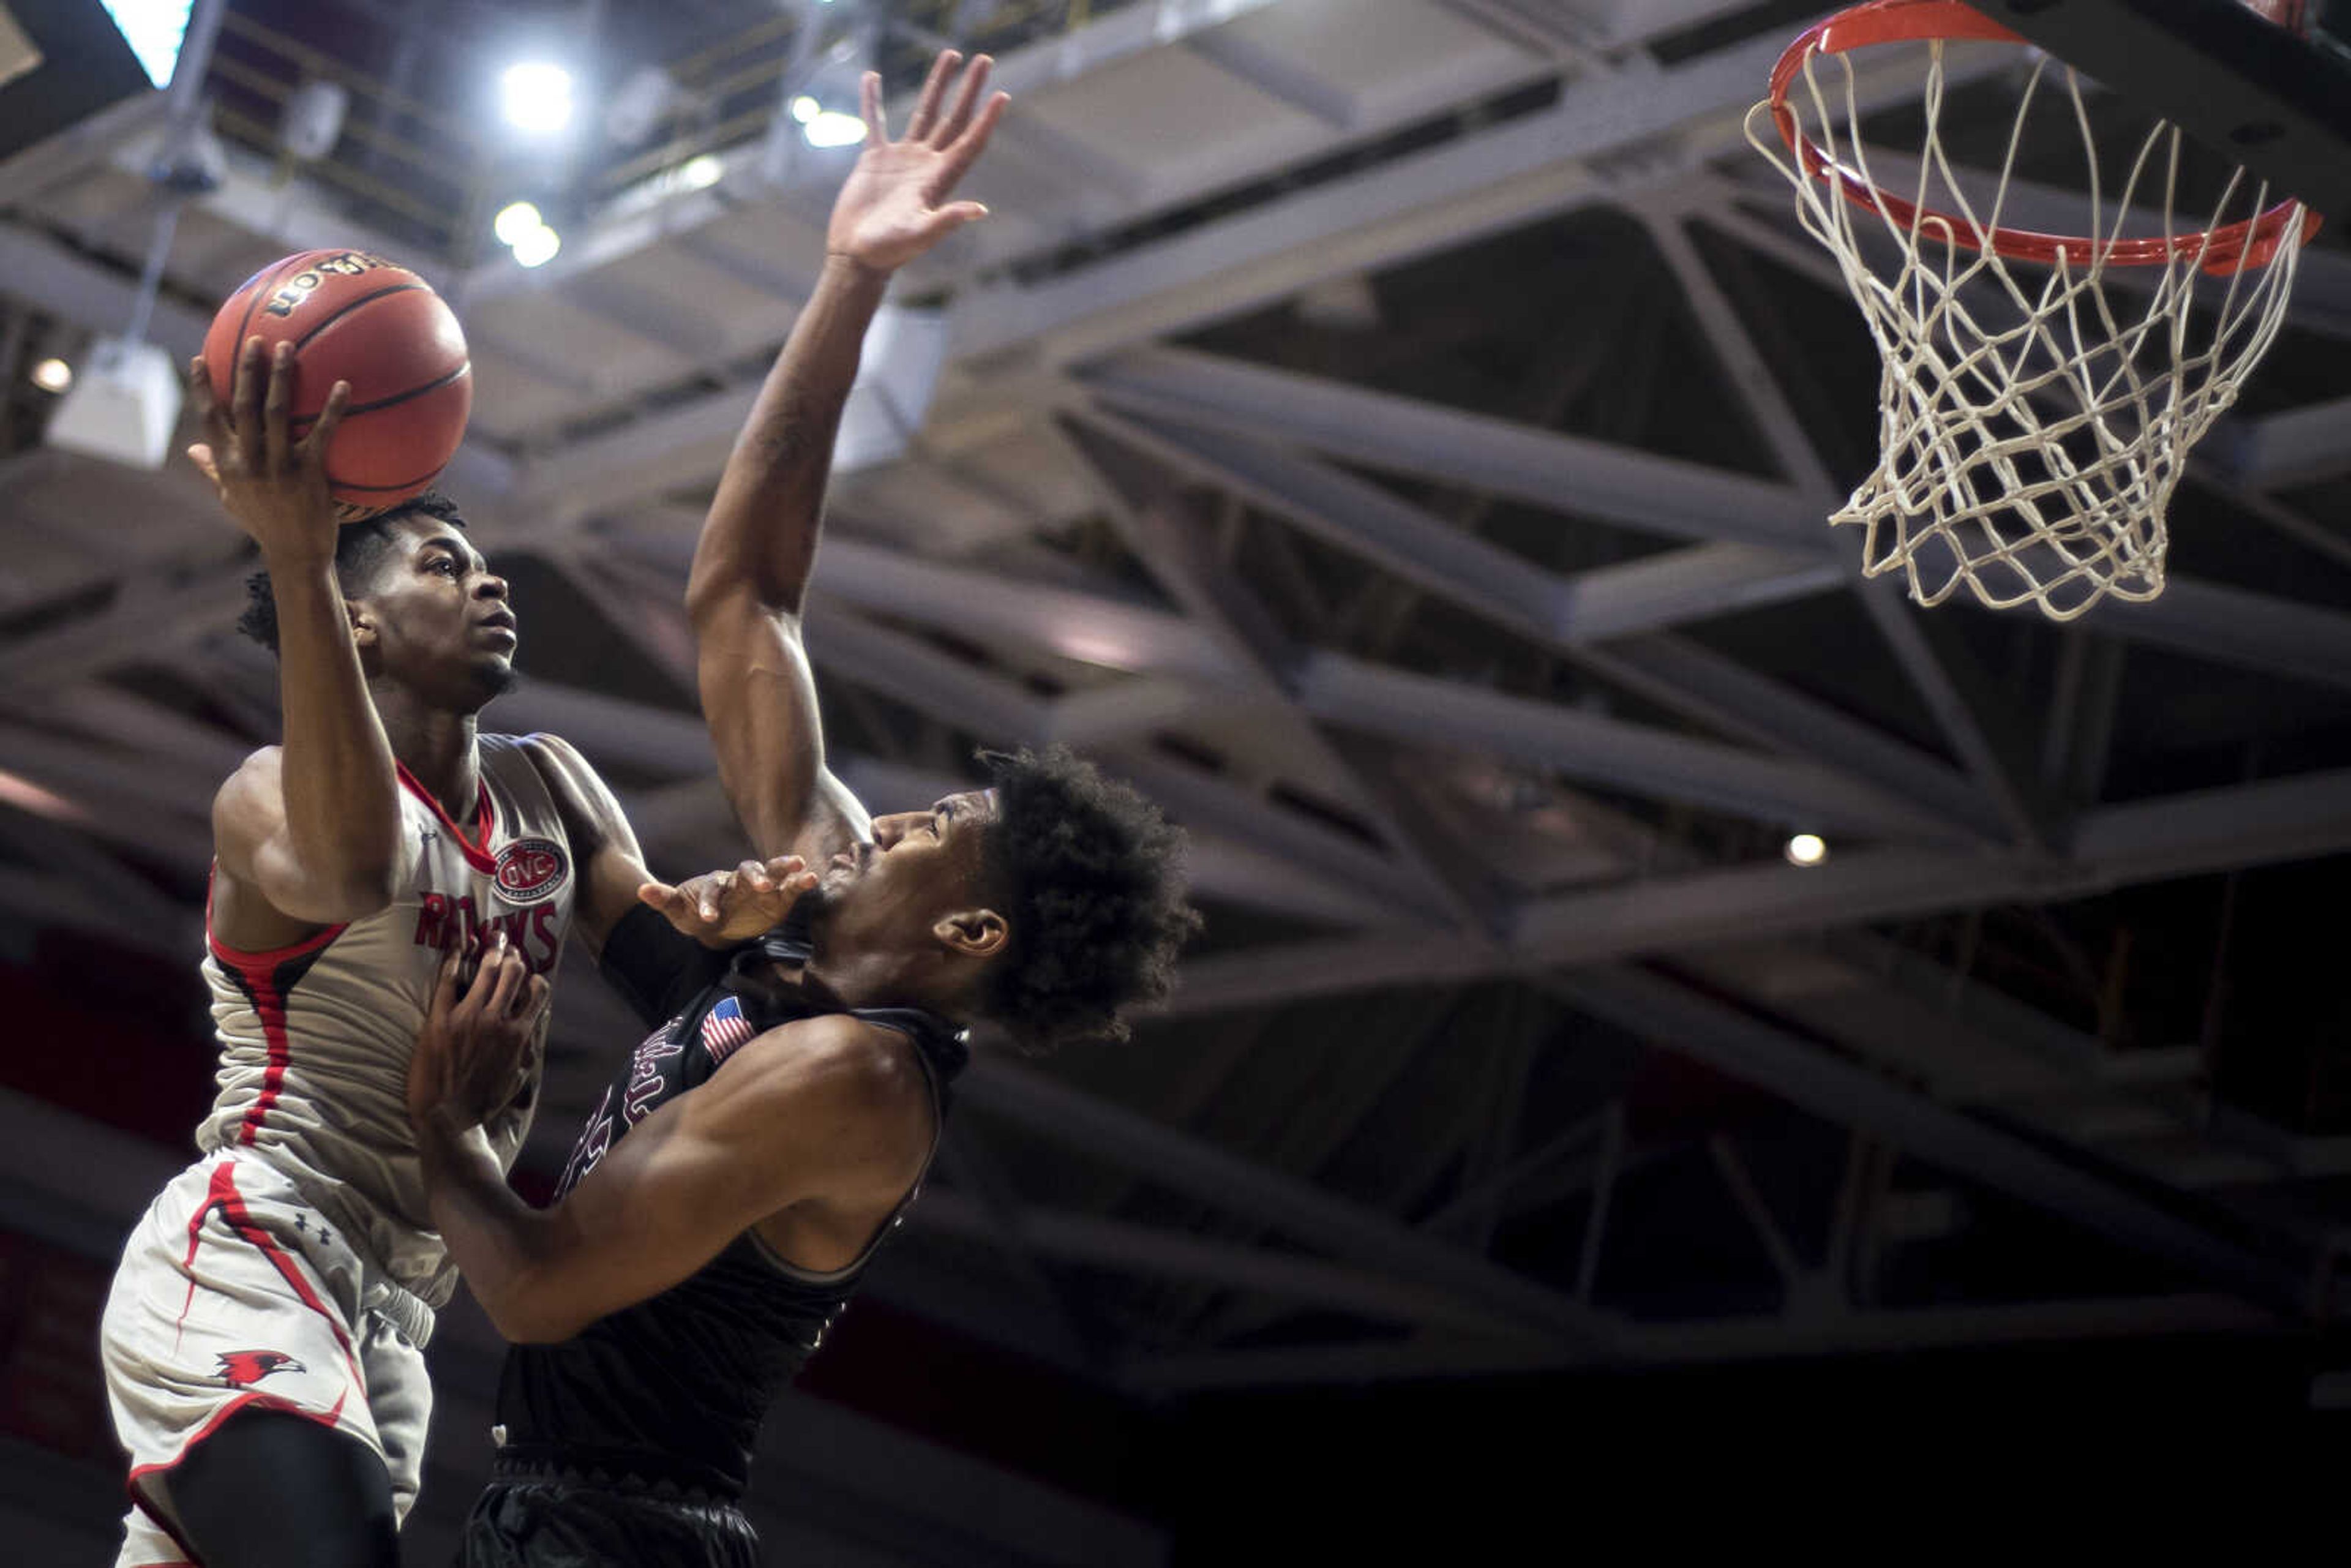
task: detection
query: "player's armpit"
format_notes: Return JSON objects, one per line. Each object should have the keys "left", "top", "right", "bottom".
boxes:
{"left": 211, "top": 746, "right": 400, "bottom": 936}
{"left": 516, "top": 733, "right": 649, "bottom": 960}
{"left": 487, "top": 1016, "right": 931, "bottom": 1343}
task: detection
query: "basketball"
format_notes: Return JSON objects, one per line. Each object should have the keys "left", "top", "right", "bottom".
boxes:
{"left": 201, "top": 249, "right": 473, "bottom": 510}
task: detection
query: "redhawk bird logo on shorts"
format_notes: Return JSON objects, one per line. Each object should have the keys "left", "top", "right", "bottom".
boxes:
{"left": 492, "top": 836, "right": 570, "bottom": 904}
{"left": 214, "top": 1350, "right": 305, "bottom": 1388}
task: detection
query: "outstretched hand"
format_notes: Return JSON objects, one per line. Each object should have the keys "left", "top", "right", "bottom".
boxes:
{"left": 187, "top": 337, "right": 356, "bottom": 566}
{"left": 827, "top": 50, "right": 1008, "bottom": 274}
{"left": 639, "top": 856, "right": 820, "bottom": 949}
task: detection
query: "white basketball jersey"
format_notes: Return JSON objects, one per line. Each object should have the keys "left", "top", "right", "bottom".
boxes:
{"left": 195, "top": 733, "right": 577, "bottom": 1308}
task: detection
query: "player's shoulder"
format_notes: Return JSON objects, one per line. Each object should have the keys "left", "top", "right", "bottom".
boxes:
{"left": 508, "top": 730, "right": 582, "bottom": 770}
{"left": 735, "top": 1013, "right": 931, "bottom": 1122}
{"left": 212, "top": 744, "right": 285, "bottom": 820}
{"left": 506, "top": 731, "right": 620, "bottom": 807}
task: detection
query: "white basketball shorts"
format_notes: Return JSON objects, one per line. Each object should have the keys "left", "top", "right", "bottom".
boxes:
{"left": 98, "top": 1149, "right": 436, "bottom": 1566}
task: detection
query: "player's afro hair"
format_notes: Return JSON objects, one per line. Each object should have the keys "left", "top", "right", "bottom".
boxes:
{"left": 977, "top": 746, "right": 1199, "bottom": 1054}
{"left": 235, "top": 491, "right": 468, "bottom": 655}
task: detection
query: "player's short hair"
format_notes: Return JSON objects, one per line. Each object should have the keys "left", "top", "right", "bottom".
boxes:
{"left": 235, "top": 492, "right": 468, "bottom": 655}
{"left": 976, "top": 746, "right": 1200, "bottom": 1054}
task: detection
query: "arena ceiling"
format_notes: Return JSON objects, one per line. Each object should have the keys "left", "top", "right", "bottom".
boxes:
{"left": 2, "top": 0, "right": 2349, "bottom": 1472}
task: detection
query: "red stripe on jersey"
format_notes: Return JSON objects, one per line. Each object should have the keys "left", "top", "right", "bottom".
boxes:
{"left": 397, "top": 760, "right": 498, "bottom": 873}
{"left": 203, "top": 868, "right": 345, "bottom": 1145}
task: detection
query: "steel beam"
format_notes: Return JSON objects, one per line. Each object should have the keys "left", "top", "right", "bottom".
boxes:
{"left": 1294, "top": 651, "right": 1953, "bottom": 839}
{"left": 1083, "top": 346, "right": 1832, "bottom": 549}
{"left": 957, "top": 1058, "right": 1623, "bottom": 1349}
{"left": 2089, "top": 574, "right": 2351, "bottom": 694}
{"left": 1584, "top": 634, "right": 2005, "bottom": 841}
{"left": 1164, "top": 761, "right": 2351, "bottom": 1013}
{"left": 1547, "top": 964, "right": 2313, "bottom": 1313}
{"left": 2224, "top": 394, "right": 2351, "bottom": 490}
{"left": 912, "top": 1192, "right": 1539, "bottom": 1338}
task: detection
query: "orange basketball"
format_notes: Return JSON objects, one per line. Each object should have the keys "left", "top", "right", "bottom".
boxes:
{"left": 203, "top": 249, "right": 473, "bottom": 510}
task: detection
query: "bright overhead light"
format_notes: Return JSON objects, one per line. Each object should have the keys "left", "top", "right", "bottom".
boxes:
{"left": 500, "top": 62, "right": 574, "bottom": 135}
{"left": 678, "top": 154, "right": 723, "bottom": 191}
{"left": 0, "top": 766, "right": 88, "bottom": 824}
{"left": 99, "top": 0, "right": 195, "bottom": 90}
{"left": 510, "top": 223, "right": 561, "bottom": 268}
{"left": 801, "top": 109, "right": 866, "bottom": 149}
{"left": 30, "top": 358, "right": 72, "bottom": 393}
{"left": 1784, "top": 833, "right": 1828, "bottom": 868}
{"left": 493, "top": 200, "right": 544, "bottom": 247}
{"left": 789, "top": 94, "right": 820, "bottom": 125}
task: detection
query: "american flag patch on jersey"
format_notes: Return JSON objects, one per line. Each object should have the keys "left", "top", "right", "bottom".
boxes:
{"left": 700, "top": 995, "right": 754, "bottom": 1063}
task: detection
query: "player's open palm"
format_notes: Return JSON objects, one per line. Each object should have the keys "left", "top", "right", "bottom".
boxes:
{"left": 409, "top": 936, "right": 549, "bottom": 1135}
{"left": 187, "top": 336, "right": 353, "bottom": 566}
{"left": 827, "top": 50, "right": 1008, "bottom": 274}
{"left": 639, "top": 856, "right": 820, "bottom": 948}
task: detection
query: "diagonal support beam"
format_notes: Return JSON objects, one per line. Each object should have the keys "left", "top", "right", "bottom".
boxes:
{"left": 911, "top": 1196, "right": 1541, "bottom": 1340}
{"left": 1545, "top": 964, "right": 2315, "bottom": 1315}
{"left": 1294, "top": 652, "right": 1956, "bottom": 839}
{"left": 1083, "top": 345, "right": 1832, "bottom": 550}
{"left": 958, "top": 1059, "right": 1623, "bottom": 1351}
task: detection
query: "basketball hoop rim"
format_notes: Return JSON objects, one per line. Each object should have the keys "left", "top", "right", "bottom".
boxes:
{"left": 1764, "top": 0, "right": 2322, "bottom": 274}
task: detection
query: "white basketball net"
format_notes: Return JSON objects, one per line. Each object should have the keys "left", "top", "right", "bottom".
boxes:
{"left": 1746, "top": 37, "right": 2311, "bottom": 620}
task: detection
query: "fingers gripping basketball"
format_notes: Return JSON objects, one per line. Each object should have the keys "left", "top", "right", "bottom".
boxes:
{"left": 203, "top": 250, "right": 473, "bottom": 510}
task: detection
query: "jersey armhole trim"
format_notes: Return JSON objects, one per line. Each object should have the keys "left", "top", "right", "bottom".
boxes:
{"left": 748, "top": 1024, "right": 946, "bottom": 1285}
{"left": 203, "top": 863, "right": 349, "bottom": 966}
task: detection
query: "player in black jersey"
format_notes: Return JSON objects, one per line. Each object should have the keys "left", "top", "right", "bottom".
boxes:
{"left": 406, "top": 50, "right": 1198, "bottom": 1566}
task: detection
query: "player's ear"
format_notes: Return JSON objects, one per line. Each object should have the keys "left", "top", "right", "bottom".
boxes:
{"left": 932, "top": 907, "right": 1007, "bottom": 959}
{"left": 347, "top": 599, "right": 378, "bottom": 649}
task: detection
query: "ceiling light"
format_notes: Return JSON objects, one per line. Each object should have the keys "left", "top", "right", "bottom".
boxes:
{"left": 0, "top": 766, "right": 87, "bottom": 824}
{"left": 1784, "top": 833, "right": 1828, "bottom": 868}
{"left": 678, "top": 154, "right": 723, "bottom": 191}
{"left": 493, "top": 200, "right": 544, "bottom": 247}
{"left": 510, "top": 223, "right": 562, "bottom": 268}
{"left": 99, "top": 0, "right": 195, "bottom": 90}
{"left": 801, "top": 110, "right": 866, "bottom": 149}
{"left": 789, "top": 94, "right": 820, "bottom": 125}
{"left": 30, "top": 358, "right": 72, "bottom": 393}
{"left": 500, "top": 61, "right": 574, "bottom": 135}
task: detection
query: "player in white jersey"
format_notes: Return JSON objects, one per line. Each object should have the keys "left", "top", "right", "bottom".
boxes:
{"left": 97, "top": 337, "right": 671, "bottom": 1568}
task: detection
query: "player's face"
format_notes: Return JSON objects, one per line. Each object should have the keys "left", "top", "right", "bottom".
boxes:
{"left": 356, "top": 516, "right": 517, "bottom": 707}
{"left": 815, "top": 790, "right": 1004, "bottom": 969}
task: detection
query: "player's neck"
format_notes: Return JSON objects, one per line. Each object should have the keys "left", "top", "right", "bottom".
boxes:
{"left": 795, "top": 932, "right": 964, "bottom": 1023}
{"left": 371, "top": 684, "right": 480, "bottom": 825}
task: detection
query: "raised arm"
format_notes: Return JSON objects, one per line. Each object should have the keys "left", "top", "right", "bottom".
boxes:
{"left": 408, "top": 946, "right": 929, "bottom": 1343}
{"left": 194, "top": 341, "right": 402, "bottom": 946}
{"left": 683, "top": 50, "right": 1005, "bottom": 863}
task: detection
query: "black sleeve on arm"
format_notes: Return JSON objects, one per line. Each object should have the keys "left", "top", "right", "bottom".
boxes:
{"left": 597, "top": 904, "right": 735, "bottom": 1029}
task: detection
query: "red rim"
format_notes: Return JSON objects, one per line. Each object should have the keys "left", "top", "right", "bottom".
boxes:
{"left": 1765, "top": 0, "right": 2320, "bottom": 273}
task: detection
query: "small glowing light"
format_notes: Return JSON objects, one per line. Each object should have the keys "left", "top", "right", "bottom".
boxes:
{"left": 510, "top": 224, "right": 562, "bottom": 268}
{"left": 678, "top": 154, "right": 723, "bottom": 190}
{"left": 493, "top": 201, "right": 544, "bottom": 246}
{"left": 500, "top": 62, "right": 574, "bottom": 135}
{"left": 30, "top": 358, "right": 72, "bottom": 393}
{"left": 789, "top": 94, "right": 820, "bottom": 125}
{"left": 1054, "top": 632, "right": 1137, "bottom": 669}
{"left": 99, "top": 0, "right": 195, "bottom": 89}
{"left": 0, "top": 767, "right": 88, "bottom": 824}
{"left": 801, "top": 110, "right": 867, "bottom": 149}
{"left": 1784, "top": 833, "right": 1828, "bottom": 868}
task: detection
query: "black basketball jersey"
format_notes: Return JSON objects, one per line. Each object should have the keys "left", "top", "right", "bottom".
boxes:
{"left": 493, "top": 904, "right": 967, "bottom": 1499}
